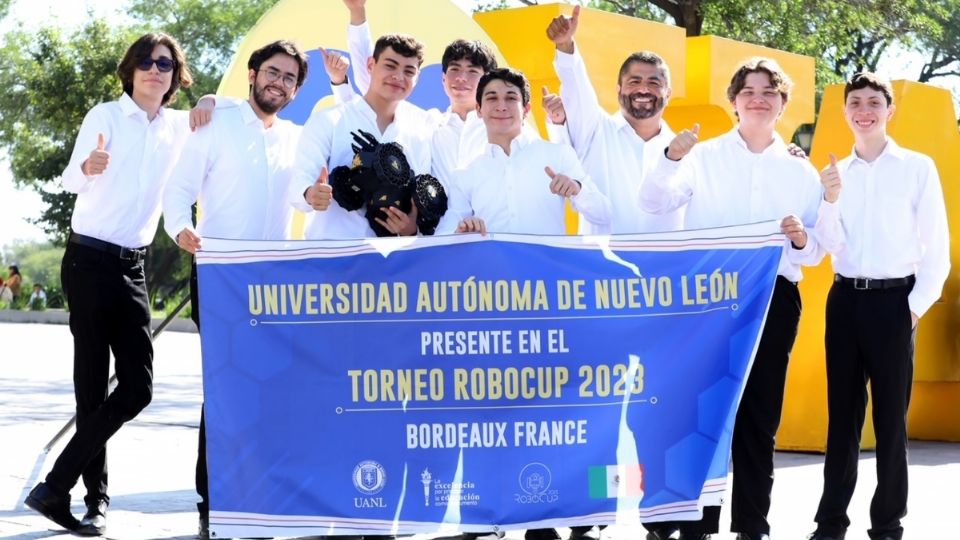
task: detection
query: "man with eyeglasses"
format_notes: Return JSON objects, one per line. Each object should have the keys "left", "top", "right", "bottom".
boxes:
{"left": 290, "top": 32, "right": 430, "bottom": 239}
{"left": 639, "top": 58, "right": 824, "bottom": 540}
{"left": 23, "top": 32, "right": 207, "bottom": 537}
{"left": 162, "top": 39, "right": 308, "bottom": 540}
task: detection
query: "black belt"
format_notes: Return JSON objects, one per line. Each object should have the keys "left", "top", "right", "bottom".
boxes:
{"left": 69, "top": 233, "right": 146, "bottom": 262}
{"left": 834, "top": 274, "right": 915, "bottom": 290}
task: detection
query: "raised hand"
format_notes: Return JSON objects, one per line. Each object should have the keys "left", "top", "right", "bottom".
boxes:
{"left": 666, "top": 123, "right": 700, "bottom": 161}
{"left": 375, "top": 198, "right": 418, "bottom": 236}
{"left": 541, "top": 86, "right": 566, "bottom": 125}
{"left": 305, "top": 166, "right": 333, "bottom": 211}
{"left": 82, "top": 133, "right": 110, "bottom": 176}
{"left": 545, "top": 166, "right": 581, "bottom": 198}
{"left": 320, "top": 47, "right": 350, "bottom": 85}
{"left": 820, "top": 153, "right": 841, "bottom": 203}
{"left": 546, "top": 4, "right": 580, "bottom": 54}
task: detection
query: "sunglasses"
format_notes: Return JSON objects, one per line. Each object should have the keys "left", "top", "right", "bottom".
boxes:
{"left": 137, "top": 56, "right": 175, "bottom": 73}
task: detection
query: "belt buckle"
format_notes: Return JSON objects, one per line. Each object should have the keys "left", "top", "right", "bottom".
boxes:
{"left": 853, "top": 277, "right": 870, "bottom": 290}
{"left": 119, "top": 247, "right": 142, "bottom": 262}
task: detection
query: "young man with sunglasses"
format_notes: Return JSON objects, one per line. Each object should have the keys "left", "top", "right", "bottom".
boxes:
{"left": 808, "top": 73, "right": 949, "bottom": 540}
{"left": 328, "top": 0, "right": 499, "bottom": 189}
{"left": 24, "top": 32, "right": 202, "bottom": 537}
{"left": 290, "top": 32, "right": 430, "bottom": 238}
{"left": 162, "top": 39, "right": 309, "bottom": 540}
{"left": 639, "top": 58, "right": 823, "bottom": 540}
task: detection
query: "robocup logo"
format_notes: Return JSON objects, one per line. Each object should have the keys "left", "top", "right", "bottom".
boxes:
{"left": 352, "top": 460, "right": 388, "bottom": 509}
{"left": 514, "top": 462, "right": 559, "bottom": 504}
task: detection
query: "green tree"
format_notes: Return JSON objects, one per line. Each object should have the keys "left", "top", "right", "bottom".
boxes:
{"left": 1, "top": 240, "right": 66, "bottom": 308}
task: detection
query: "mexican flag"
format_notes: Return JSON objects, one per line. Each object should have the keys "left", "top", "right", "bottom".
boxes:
{"left": 588, "top": 464, "right": 644, "bottom": 499}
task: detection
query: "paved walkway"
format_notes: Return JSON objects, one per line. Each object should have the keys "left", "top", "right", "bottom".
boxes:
{"left": 1, "top": 322, "right": 957, "bottom": 539}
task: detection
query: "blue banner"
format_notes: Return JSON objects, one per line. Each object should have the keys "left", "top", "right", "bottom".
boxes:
{"left": 197, "top": 223, "right": 783, "bottom": 538}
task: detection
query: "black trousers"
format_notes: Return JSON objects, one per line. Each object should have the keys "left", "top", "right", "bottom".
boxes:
{"left": 46, "top": 242, "right": 154, "bottom": 501}
{"left": 814, "top": 281, "right": 914, "bottom": 540}
{"left": 643, "top": 276, "right": 801, "bottom": 537}
{"left": 190, "top": 261, "right": 210, "bottom": 517}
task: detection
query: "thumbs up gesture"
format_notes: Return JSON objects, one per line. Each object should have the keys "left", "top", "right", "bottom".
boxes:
{"left": 666, "top": 123, "right": 700, "bottom": 161}
{"left": 82, "top": 133, "right": 110, "bottom": 176}
{"left": 305, "top": 166, "right": 333, "bottom": 211}
{"left": 546, "top": 4, "right": 580, "bottom": 54}
{"left": 820, "top": 153, "right": 842, "bottom": 203}
{"left": 541, "top": 86, "right": 566, "bottom": 125}
{"left": 545, "top": 166, "right": 581, "bottom": 198}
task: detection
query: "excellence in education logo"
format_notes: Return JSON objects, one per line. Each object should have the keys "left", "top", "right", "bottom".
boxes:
{"left": 352, "top": 460, "right": 387, "bottom": 495}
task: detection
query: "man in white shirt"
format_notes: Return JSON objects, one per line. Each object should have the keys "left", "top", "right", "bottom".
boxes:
{"left": 639, "top": 58, "right": 823, "bottom": 540}
{"left": 808, "top": 73, "right": 949, "bottom": 540}
{"left": 330, "top": 0, "right": 498, "bottom": 190}
{"left": 545, "top": 6, "right": 682, "bottom": 235}
{"left": 290, "top": 33, "right": 430, "bottom": 239}
{"left": 439, "top": 67, "right": 610, "bottom": 237}
{"left": 25, "top": 32, "right": 197, "bottom": 537}
{"left": 162, "top": 39, "right": 308, "bottom": 540}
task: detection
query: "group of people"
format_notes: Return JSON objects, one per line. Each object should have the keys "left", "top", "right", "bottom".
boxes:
{"left": 23, "top": 3, "right": 949, "bottom": 540}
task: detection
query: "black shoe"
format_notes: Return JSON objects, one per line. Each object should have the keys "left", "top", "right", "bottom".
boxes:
{"left": 198, "top": 513, "right": 209, "bottom": 540}
{"left": 679, "top": 534, "right": 711, "bottom": 540}
{"left": 569, "top": 526, "right": 601, "bottom": 540}
{"left": 24, "top": 482, "right": 80, "bottom": 531}
{"left": 76, "top": 498, "right": 107, "bottom": 536}
{"left": 736, "top": 534, "right": 770, "bottom": 540}
{"left": 463, "top": 532, "right": 504, "bottom": 540}
{"left": 525, "top": 529, "right": 561, "bottom": 540}
{"left": 645, "top": 529, "right": 680, "bottom": 540}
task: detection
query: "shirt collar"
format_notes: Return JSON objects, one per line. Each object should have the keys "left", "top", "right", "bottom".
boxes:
{"left": 486, "top": 129, "right": 538, "bottom": 158}
{"left": 847, "top": 137, "right": 905, "bottom": 168}
{"left": 119, "top": 92, "right": 162, "bottom": 120}
{"left": 613, "top": 114, "right": 673, "bottom": 141}
{"left": 725, "top": 127, "right": 786, "bottom": 155}
{"left": 239, "top": 100, "right": 261, "bottom": 126}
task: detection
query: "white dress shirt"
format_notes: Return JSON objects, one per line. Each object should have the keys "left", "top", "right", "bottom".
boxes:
{"left": 288, "top": 96, "right": 432, "bottom": 239}
{"left": 437, "top": 131, "right": 611, "bottom": 235}
{"left": 62, "top": 93, "right": 190, "bottom": 248}
{"left": 640, "top": 128, "right": 823, "bottom": 282}
{"left": 163, "top": 100, "right": 301, "bottom": 242}
{"left": 815, "top": 138, "right": 950, "bottom": 317}
{"left": 553, "top": 49, "right": 683, "bottom": 235}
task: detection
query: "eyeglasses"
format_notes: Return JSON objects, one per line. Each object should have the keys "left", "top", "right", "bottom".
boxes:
{"left": 259, "top": 67, "right": 298, "bottom": 89}
{"left": 137, "top": 56, "right": 175, "bottom": 73}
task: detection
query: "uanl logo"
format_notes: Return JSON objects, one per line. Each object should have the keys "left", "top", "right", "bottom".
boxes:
{"left": 514, "top": 462, "right": 559, "bottom": 504}
{"left": 352, "top": 460, "right": 387, "bottom": 509}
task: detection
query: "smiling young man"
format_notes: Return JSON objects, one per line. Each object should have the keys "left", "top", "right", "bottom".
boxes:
{"left": 438, "top": 67, "right": 610, "bottom": 238}
{"left": 24, "top": 32, "right": 195, "bottom": 537}
{"left": 329, "top": 0, "right": 498, "bottom": 190}
{"left": 290, "top": 33, "right": 430, "bottom": 238}
{"left": 808, "top": 73, "right": 949, "bottom": 540}
{"left": 639, "top": 58, "right": 823, "bottom": 540}
{"left": 161, "top": 39, "right": 308, "bottom": 540}
{"left": 544, "top": 5, "right": 682, "bottom": 236}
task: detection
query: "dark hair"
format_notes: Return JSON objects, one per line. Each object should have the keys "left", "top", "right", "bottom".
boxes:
{"left": 248, "top": 40, "right": 309, "bottom": 89}
{"left": 441, "top": 39, "right": 497, "bottom": 73}
{"left": 844, "top": 72, "right": 893, "bottom": 106}
{"left": 618, "top": 51, "right": 670, "bottom": 87}
{"left": 8, "top": 265, "right": 20, "bottom": 276}
{"left": 373, "top": 34, "right": 425, "bottom": 67}
{"left": 726, "top": 57, "right": 792, "bottom": 103}
{"left": 476, "top": 67, "right": 531, "bottom": 107}
{"left": 116, "top": 32, "right": 192, "bottom": 106}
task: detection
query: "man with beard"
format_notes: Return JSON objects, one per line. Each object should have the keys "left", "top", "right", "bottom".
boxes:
{"left": 640, "top": 58, "right": 824, "bottom": 540}
{"left": 545, "top": 5, "right": 682, "bottom": 236}
{"left": 162, "top": 39, "right": 308, "bottom": 540}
